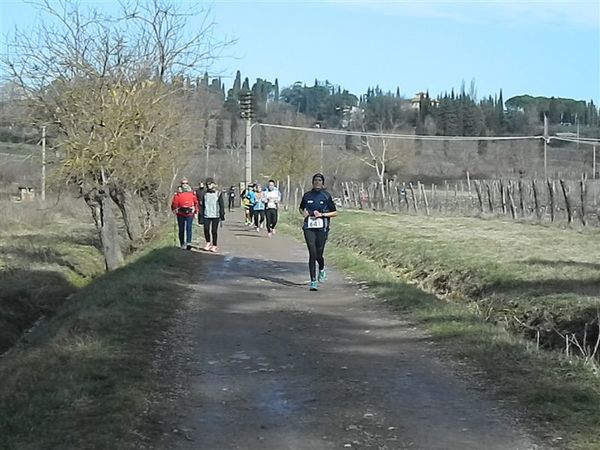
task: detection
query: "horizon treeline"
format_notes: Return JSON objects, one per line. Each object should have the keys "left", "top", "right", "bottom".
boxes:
{"left": 1, "top": 70, "right": 598, "bottom": 145}
{"left": 187, "top": 71, "right": 600, "bottom": 137}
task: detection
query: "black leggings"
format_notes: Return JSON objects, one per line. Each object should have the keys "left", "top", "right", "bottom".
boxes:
{"left": 203, "top": 218, "right": 220, "bottom": 245}
{"left": 254, "top": 209, "right": 265, "bottom": 227}
{"left": 303, "top": 229, "right": 327, "bottom": 281}
{"left": 266, "top": 209, "right": 278, "bottom": 232}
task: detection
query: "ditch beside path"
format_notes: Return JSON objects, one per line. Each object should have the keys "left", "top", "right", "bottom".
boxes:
{"left": 153, "top": 218, "right": 542, "bottom": 450}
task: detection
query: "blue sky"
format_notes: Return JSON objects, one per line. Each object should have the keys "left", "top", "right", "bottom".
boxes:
{"left": 1, "top": 0, "right": 599, "bottom": 103}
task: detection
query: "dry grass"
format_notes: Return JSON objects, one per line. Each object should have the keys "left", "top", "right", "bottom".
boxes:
{"left": 0, "top": 196, "right": 103, "bottom": 353}
{"left": 280, "top": 211, "right": 600, "bottom": 450}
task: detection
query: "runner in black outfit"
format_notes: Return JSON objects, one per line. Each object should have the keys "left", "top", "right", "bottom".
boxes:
{"left": 227, "top": 185, "right": 236, "bottom": 212}
{"left": 299, "top": 173, "right": 337, "bottom": 291}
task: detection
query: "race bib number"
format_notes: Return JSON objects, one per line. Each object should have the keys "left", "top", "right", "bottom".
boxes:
{"left": 307, "top": 217, "right": 324, "bottom": 229}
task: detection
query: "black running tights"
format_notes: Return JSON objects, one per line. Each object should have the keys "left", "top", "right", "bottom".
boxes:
{"left": 303, "top": 229, "right": 327, "bottom": 281}
{"left": 203, "top": 218, "right": 220, "bottom": 245}
{"left": 266, "top": 209, "right": 278, "bottom": 232}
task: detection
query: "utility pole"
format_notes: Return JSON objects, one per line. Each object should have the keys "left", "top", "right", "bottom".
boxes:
{"left": 543, "top": 114, "right": 548, "bottom": 180}
{"left": 245, "top": 118, "right": 251, "bottom": 186}
{"left": 576, "top": 113, "right": 579, "bottom": 152}
{"left": 240, "top": 91, "right": 253, "bottom": 187}
{"left": 205, "top": 142, "right": 210, "bottom": 177}
{"left": 320, "top": 139, "right": 324, "bottom": 172}
{"left": 593, "top": 145, "right": 597, "bottom": 179}
{"left": 41, "top": 125, "right": 46, "bottom": 201}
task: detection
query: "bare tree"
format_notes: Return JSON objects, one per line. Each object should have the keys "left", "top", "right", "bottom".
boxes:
{"left": 362, "top": 136, "right": 390, "bottom": 200}
{"left": 1, "top": 0, "right": 233, "bottom": 270}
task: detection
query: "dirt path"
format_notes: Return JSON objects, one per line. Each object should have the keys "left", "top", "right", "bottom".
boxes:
{"left": 154, "top": 217, "right": 541, "bottom": 450}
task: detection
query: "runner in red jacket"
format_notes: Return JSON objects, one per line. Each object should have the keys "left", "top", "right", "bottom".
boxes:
{"left": 171, "top": 177, "right": 199, "bottom": 250}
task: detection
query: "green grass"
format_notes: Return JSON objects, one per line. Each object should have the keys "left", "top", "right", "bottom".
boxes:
{"left": 0, "top": 227, "right": 192, "bottom": 450}
{"left": 280, "top": 211, "right": 600, "bottom": 450}
{"left": 0, "top": 203, "right": 105, "bottom": 354}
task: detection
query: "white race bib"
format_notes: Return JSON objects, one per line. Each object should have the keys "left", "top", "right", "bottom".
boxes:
{"left": 307, "top": 217, "right": 324, "bottom": 229}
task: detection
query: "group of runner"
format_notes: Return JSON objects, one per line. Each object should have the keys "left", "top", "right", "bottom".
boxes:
{"left": 171, "top": 172, "right": 337, "bottom": 291}
{"left": 241, "top": 180, "right": 281, "bottom": 237}
{"left": 171, "top": 177, "right": 225, "bottom": 253}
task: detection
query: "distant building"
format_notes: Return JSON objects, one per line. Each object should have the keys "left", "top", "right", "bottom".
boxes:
{"left": 411, "top": 92, "right": 439, "bottom": 110}
{"left": 17, "top": 186, "right": 35, "bottom": 202}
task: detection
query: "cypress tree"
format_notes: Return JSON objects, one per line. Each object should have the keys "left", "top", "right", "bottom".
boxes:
{"left": 233, "top": 70, "right": 241, "bottom": 95}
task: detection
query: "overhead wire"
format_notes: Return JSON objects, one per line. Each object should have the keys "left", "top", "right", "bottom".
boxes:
{"left": 256, "top": 123, "right": 544, "bottom": 142}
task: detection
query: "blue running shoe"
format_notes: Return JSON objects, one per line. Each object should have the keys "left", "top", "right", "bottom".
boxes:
{"left": 309, "top": 280, "right": 318, "bottom": 291}
{"left": 318, "top": 269, "right": 327, "bottom": 282}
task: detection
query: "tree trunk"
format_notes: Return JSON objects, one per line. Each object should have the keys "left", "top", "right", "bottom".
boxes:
{"left": 110, "top": 185, "right": 143, "bottom": 243}
{"left": 83, "top": 186, "right": 124, "bottom": 271}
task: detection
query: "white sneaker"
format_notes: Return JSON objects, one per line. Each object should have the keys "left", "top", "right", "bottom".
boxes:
{"left": 180, "top": 244, "right": 186, "bottom": 250}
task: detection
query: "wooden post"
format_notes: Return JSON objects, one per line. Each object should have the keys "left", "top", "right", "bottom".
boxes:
{"left": 474, "top": 180, "right": 484, "bottom": 213}
{"left": 580, "top": 177, "right": 587, "bottom": 226}
{"left": 367, "top": 183, "right": 375, "bottom": 210}
{"left": 360, "top": 182, "right": 365, "bottom": 210}
{"left": 486, "top": 182, "right": 494, "bottom": 213}
{"left": 532, "top": 179, "right": 541, "bottom": 220}
{"left": 445, "top": 180, "right": 450, "bottom": 212}
{"left": 408, "top": 182, "right": 419, "bottom": 213}
{"left": 499, "top": 180, "right": 507, "bottom": 215}
{"left": 41, "top": 125, "right": 46, "bottom": 201}
{"left": 454, "top": 182, "right": 458, "bottom": 211}
{"left": 507, "top": 182, "right": 517, "bottom": 219}
{"left": 420, "top": 182, "right": 430, "bottom": 216}
{"left": 466, "top": 170, "right": 471, "bottom": 194}
{"left": 543, "top": 114, "right": 548, "bottom": 179}
{"left": 518, "top": 179, "right": 525, "bottom": 218}
{"left": 559, "top": 179, "right": 573, "bottom": 224}
{"left": 547, "top": 179, "right": 555, "bottom": 222}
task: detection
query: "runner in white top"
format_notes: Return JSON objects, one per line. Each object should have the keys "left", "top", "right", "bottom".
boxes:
{"left": 263, "top": 180, "right": 281, "bottom": 238}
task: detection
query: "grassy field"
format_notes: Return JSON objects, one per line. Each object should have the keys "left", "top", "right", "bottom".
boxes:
{"left": 280, "top": 211, "right": 600, "bottom": 450}
{"left": 0, "top": 198, "right": 192, "bottom": 449}
{"left": 0, "top": 141, "right": 39, "bottom": 157}
{"left": 0, "top": 199, "right": 104, "bottom": 353}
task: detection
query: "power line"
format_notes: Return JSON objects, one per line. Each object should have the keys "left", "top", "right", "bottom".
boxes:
{"left": 551, "top": 137, "right": 600, "bottom": 146}
{"left": 257, "top": 123, "right": 544, "bottom": 142}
